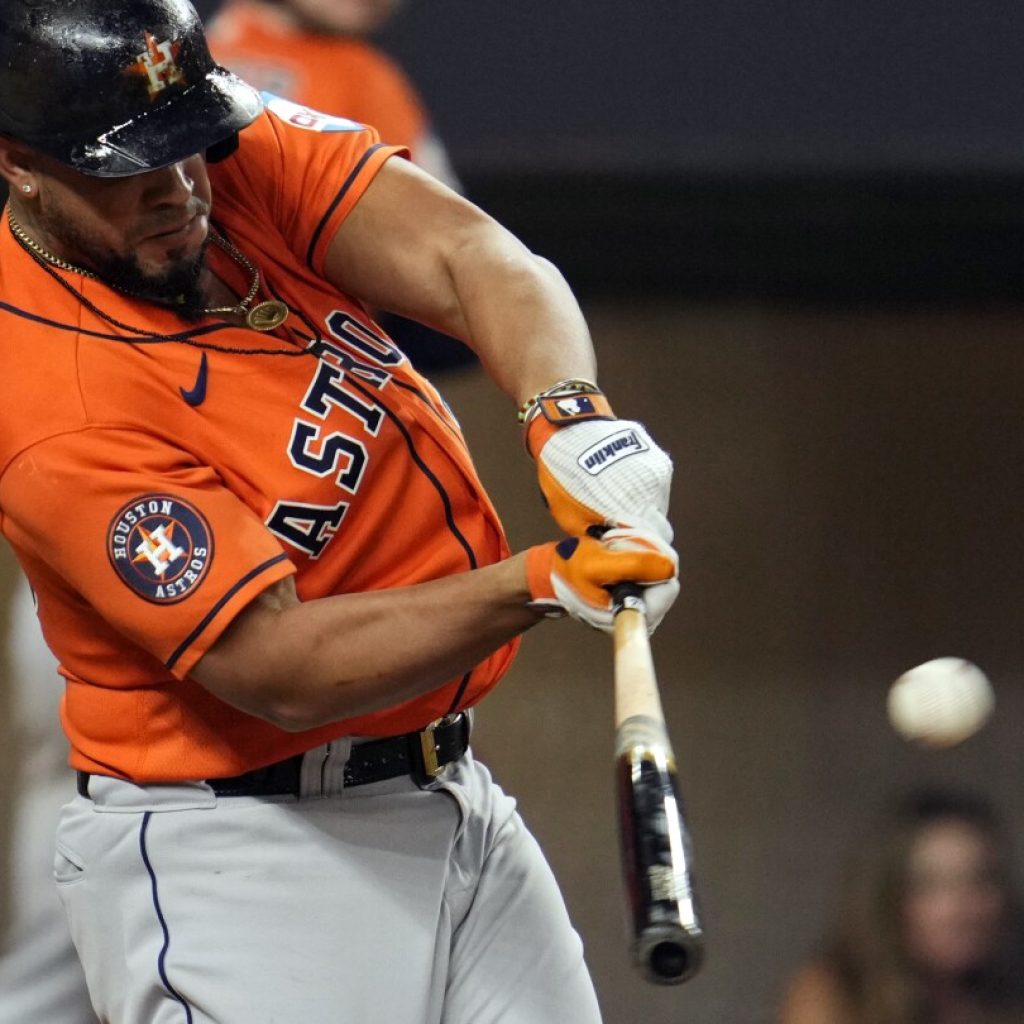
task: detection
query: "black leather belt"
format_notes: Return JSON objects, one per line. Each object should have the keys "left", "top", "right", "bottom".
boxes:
{"left": 76, "top": 712, "right": 470, "bottom": 799}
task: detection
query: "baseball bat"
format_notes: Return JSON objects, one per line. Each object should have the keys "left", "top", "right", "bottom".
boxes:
{"left": 613, "top": 583, "right": 704, "bottom": 985}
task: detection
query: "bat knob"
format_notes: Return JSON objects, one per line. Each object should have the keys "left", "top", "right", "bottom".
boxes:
{"left": 648, "top": 940, "right": 698, "bottom": 984}
{"left": 635, "top": 923, "right": 705, "bottom": 985}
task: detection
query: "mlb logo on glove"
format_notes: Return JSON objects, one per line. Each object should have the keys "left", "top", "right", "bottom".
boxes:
{"left": 554, "top": 396, "right": 595, "bottom": 417}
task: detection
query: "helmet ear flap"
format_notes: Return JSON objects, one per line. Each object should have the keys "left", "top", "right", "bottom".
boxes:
{"left": 206, "top": 132, "right": 240, "bottom": 164}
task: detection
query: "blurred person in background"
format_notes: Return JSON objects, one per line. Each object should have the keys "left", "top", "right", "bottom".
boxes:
{"left": 207, "top": 0, "right": 470, "bottom": 372}
{"left": 206, "top": 0, "right": 458, "bottom": 187}
{"left": 779, "top": 787, "right": 1024, "bottom": 1024}
{"left": 0, "top": 551, "right": 94, "bottom": 1024}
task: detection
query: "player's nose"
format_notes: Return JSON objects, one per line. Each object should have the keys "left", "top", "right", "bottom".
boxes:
{"left": 143, "top": 159, "right": 196, "bottom": 205}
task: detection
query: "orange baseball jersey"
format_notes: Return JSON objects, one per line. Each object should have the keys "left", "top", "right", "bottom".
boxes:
{"left": 208, "top": 1, "right": 428, "bottom": 158}
{"left": 0, "top": 97, "right": 516, "bottom": 782}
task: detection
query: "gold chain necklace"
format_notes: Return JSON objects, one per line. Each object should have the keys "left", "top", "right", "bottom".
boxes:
{"left": 7, "top": 206, "right": 290, "bottom": 333}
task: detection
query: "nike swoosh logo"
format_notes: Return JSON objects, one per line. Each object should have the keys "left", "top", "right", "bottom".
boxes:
{"left": 180, "top": 352, "right": 208, "bottom": 407}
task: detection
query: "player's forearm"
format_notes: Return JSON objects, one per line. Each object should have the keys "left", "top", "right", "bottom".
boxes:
{"left": 193, "top": 555, "right": 541, "bottom": 731}
{"left": 444, "top": 239, "right": 598, "bottom": 405}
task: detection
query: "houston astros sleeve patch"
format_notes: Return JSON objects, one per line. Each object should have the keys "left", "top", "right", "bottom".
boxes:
{"left": 107, "top": 494, "right": 213, "bottom": 604}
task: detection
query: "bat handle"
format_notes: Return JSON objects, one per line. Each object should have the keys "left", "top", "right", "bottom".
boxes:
{"left": 589, "top": 523, "right": 651, "bottom": 616}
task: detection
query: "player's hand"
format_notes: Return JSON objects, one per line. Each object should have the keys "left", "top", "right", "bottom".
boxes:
{"left": 526, "top": 404, "right": 674, "bottom": 544}
{"left": 525, "top": 528, "right": 680, "bottom": 634}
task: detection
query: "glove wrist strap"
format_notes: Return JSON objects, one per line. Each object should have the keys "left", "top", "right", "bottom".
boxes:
{"left": 520, "top": 380, "right": 615, "bottom": 457}
{"left": 516, "top": 378, "right": 602, "bottom": 424}
{"left": 524, "top": 543, "right": 557, "bottom": 601}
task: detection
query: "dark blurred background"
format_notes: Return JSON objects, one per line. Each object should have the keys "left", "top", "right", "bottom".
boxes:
{"left": 189, "top": 0, "right": 1024, "bottom": 302}
{"left": 375, "top": 0, "right": 1024, "bottom": 304}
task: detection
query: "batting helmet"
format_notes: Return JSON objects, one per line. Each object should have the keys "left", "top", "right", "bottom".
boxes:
{"left": 0, "top": 0, "right": 263, "bottom": 176}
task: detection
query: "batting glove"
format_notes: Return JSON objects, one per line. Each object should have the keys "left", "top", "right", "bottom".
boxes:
{"left": 525, "top": 528, "right": 680, "bottom": 634}
{"left": 523, "top": 381, "right": 674, "bottom": 544}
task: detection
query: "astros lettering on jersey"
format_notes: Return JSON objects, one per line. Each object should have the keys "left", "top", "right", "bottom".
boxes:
{"left": 0, "top": 98, "right": 516, "bottom": 782}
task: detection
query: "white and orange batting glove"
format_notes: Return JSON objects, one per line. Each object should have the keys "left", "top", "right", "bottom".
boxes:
{"left": 525, "top": 528, "right": 679, "bottom": 634}
{"left": 521, "top": 379, "right": 674, "bottom": 543}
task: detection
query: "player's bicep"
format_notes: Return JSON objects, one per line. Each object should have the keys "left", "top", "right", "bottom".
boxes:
{"left": 323, "top": 156, "right": 521, "bottom": 341}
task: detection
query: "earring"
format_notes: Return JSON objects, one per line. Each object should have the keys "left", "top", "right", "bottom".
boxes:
{"left": 20, "top": 184, "right": 32, "bottom": 194}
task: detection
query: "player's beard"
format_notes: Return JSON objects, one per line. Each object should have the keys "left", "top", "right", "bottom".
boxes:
{"left": 94, "top": 240, "right": 212, "bottom": 323}
{"left": 34, "top": 206, "right": 212, "bottom": 322}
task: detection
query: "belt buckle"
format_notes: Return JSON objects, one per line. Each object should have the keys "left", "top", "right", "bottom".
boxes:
{"left": 418, "top": 716, "right": 446, "bottom": 778}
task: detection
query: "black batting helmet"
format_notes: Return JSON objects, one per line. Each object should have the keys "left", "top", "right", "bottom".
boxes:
{"left": 0, "top": 0, "right": 263, "bottom": 176}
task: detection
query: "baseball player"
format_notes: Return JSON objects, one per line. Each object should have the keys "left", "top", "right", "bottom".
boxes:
{"left": 0, "top": 1, "right": 678, "bottom": 1021}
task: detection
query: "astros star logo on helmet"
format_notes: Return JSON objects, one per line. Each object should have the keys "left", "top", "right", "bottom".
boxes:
{"left": 127, "top": 31, "right": 186, "bottom": 99}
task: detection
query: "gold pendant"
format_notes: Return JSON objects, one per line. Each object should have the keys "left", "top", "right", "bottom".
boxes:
{"left": 246, "top": 300, "right": 290, "bottom": 332}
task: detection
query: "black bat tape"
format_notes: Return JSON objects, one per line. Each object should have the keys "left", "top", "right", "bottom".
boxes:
{"left": 611, "top": 580, "right": 645, "bottom": 611}
{"left": 616, "top": 734, "right": 705, "bottom": 984}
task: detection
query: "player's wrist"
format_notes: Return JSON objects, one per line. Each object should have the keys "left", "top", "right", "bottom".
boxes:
{"left": 523, "top": 543, "right": 567, "bottom": 619}
{"left": 519, "top": 379, "right": 616, "bottom": 458}
{"left": 524, "top": 542, "right": 556, "bottom": 602}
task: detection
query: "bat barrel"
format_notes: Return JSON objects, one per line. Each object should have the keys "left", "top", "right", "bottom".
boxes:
{"left": 616, "top": 742, "right": 704, "bottom": 985}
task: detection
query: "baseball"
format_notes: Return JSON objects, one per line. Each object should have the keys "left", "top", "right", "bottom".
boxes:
{"left": 887, "top": 658, "right": 994, "bottom": 748}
